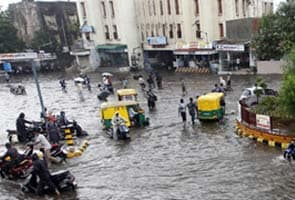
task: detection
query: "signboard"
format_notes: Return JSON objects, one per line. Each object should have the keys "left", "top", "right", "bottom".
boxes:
{"left": 256, "top": 114, "right": 271, "bottom": 130}
{"left": 3, "top": 62, "right": 12, "bottom": 72}
{"left": 0, "top": 53, "right": 38, "bottom": 61}
{"left": 147, "top": 36, "right": 167, "bottom": 45}
{"left": 215, "top": 44, "right": 245, "bottom": 52}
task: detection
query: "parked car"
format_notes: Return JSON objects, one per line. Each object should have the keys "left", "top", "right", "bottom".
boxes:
{"left": 239, "top": 86, "right": 278, "bottom": 106}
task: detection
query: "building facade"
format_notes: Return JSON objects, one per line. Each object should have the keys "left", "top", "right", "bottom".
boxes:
{"left": 76, "top": 0, "right": 141, "bottom": 67}
{"left": 76, "top": 0, "right": 273, "bottom": 68}
{"left": 9, "top": 0, "right": 79, "bottom": 52}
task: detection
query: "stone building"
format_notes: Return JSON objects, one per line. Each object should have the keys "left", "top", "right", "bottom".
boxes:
{"left": 8, "top": 0, "right": 79, "bottom": 51}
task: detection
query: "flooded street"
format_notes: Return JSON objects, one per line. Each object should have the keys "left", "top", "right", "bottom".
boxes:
{"left": 0, "top": 72, "right": 293, "bottom": 200}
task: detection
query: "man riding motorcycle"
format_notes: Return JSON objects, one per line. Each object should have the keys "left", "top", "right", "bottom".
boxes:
{"left": 29, "top": 153, "right": 60, "bottom": 196}
{"left": 111, "top": 112, "right": 127, "bottom": 140}
{"left": 1, "top": 143, "right": 23, "bottom": 175}
{"left": 16, "top": 113, "right": 32, "bottom": 143}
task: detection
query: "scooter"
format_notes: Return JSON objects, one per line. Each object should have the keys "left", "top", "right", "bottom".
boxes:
{"left": 284, "top": 148, "right": 295, "bottom": 161}
{"left": 112, "top": 123, "right": 130, "bottom": 140}
{"left": 0, "top": 156, "right": 33, "bottom": 180}
{"left": 22, "top": 170, "right": 77, "bottom": 195}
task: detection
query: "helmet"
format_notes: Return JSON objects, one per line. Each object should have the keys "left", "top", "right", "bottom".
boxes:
{"left": 19, "top": 112, "right": 25, "bottom": 118}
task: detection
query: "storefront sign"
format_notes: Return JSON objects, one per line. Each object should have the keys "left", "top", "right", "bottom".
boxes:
{"left": 256, "top": 114, "right": 271, "bottom": 130}
{"left": 216, "top": 44, "right": 245, "bottom": 52}
{"left": 0, "top": 53, "right": 38, "bottom": 61}
{"left": 147, "top": 36, "right": 167, "bottom": 45}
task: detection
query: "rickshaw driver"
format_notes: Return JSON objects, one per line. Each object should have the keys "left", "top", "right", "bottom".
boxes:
{"left": 111, "top": 112, "right": 127, "bottom": 140}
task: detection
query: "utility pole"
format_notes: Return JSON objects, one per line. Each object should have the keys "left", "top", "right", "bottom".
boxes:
{"left": 32, "top": 60, "right": 46, "bottom": 118}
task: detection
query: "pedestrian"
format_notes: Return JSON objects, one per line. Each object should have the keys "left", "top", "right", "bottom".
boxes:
{"left": 34, "top": 131, "right": 52, "bottom": 166}
{"left": 219, "top": 76, "right": 226, "bottom": 87}
{"left": 5, "top": 72, "right": 10, "bottom": 83}
{"left": 85, "top": 75, "right": 91, "bottom": 91}
{"left": 147, "top": 74, "right": 155, "bottom": 89}
{"left": 122, "top": 79, "right": 128, "bottom": 89}
{"left": 181, "top": 79, "right": 187, "bottom": 96}
{"left": 187, "top": 97, "right": 197, "bottom": 125}
{"left": 46, "top": 119, "right": 60, "bottom": 144}
{"left": 155, "top": 73, "right": 162, "bottom": 89}
{"left": 226, "top": 74, "right": 232, "bottom": 91}
{"left": 178, "top": 98, "right": 187, "bottom": 126}
{"left": 212, "top": 84, "right": 221, "bottom": 92}
{"left": 220, "top": 83, "right": 226, "bottom": 94}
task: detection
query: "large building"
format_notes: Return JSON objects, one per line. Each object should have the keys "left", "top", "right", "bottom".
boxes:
{"left": 9, "top": 0, "right": 79, "bottom": 52}
{"left": 76, "top": 0, "right": 273, "bottom": 69}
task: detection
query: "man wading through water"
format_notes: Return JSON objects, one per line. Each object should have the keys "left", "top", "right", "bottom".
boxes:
{"left": 178, "top": 98, "right": 187, "bottom": 127}
{"left": 187, "top": 97, "right": 197, "bottom": 125}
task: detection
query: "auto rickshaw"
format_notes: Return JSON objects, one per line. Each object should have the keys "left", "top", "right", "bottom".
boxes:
{"left": 197, "top": 92, "right": 225, "bottom": 120}
{"left": 100, "top": 100, "right": 149, "bottom": 129}
{"left": 117, "top": 89, "right": 138, "bottom": 101}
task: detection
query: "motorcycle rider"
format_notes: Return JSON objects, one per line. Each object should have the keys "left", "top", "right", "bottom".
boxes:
{"left": 16, "top": 113, "right": 32, "bottom": 143}
{"left": 30, "top": 153, "right": 60, "bottom": 196}
{"left": 1, "top": 143, "right": 22, "bottom": 175}
{"left": 111, "top": 112, "right": 127, "bottom": 140}
{"left": 46, "top": 119, "right": 60, "bottom": 144}
{"left": 58, "top": 111, "right": 70, "bottom": 126}
{"left": 34, "top": 131, "right": 52, "bottom": 166}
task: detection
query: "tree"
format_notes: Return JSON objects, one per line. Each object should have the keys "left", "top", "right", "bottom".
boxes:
{"left": 278, "top": 49, "right": 295, "bottom": 118}
{"left": 0, "top": 11, "right": 25, "bottom": 53}
{"left": 252, "top": 1, "right": 295, "bottom": 60}
{"left": 31, "top": 30, "right": 60, "bottom": 53}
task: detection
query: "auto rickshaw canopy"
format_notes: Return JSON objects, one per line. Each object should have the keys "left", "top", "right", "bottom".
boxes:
{"left": 197, "top": 92, "right": 225, "bottom": 111}
{"left": 117, "top": 89, "right": 138, "bottom": 101}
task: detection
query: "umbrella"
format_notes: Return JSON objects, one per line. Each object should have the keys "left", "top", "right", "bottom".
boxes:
{"left": 102, "top": 72, "right": 113, "bottom": 77}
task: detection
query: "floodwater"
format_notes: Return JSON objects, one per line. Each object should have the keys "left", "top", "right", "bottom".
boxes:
{"left": 0, "top": 71, "right": 293, "bottom": 200}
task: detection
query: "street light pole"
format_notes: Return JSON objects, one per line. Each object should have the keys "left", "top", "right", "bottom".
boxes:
{"left": 32, "top": 60, "right": 46, "bottom": 118}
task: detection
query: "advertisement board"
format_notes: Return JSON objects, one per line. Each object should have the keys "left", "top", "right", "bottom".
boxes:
{"left": 147, "top": 36, "right": 167, "bottom": 45}
{"left": 256, "top": 114, "right": 271, "bottom": 130}
{"left": 215, "top": 44, "right": 245, "bottom": 52}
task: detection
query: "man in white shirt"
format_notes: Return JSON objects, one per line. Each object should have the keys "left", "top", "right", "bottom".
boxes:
{"left": 34, "top": 132, "right": 52, "bottom": 165}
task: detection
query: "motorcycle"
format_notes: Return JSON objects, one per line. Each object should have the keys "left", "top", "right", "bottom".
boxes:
{"left": 22, "top": 170, "right": 77, "bottom": 195}
{"left": 283, "top": 147, "right": 295, "bottom": 161}
{"left": 59, "top": 121, "right": 88, "bottom": 139}
{"left": 50, "top": 144, "right": 68, "bottom": 163}
{"left": 0, "top": 156, "right": 33, "bottom": 180}
{"left": 113, "top": 124, "right": 130, "bottom": 140}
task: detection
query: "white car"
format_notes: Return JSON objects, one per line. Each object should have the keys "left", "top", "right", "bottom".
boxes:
{"left": 239, "top": 86, "right": 277, "bottom": 106}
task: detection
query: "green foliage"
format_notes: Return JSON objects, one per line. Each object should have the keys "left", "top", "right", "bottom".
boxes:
{"left": 251, "top": 96, "right": 280, "bottom": 116}
{"left": 31, "top": 30, "right": 60, "bottom": 53}
{"left": 252, "top": 1, "right": 295, "bottom": 60}
{"left": 0, "top": 11, "right": 25, "bottom": 53}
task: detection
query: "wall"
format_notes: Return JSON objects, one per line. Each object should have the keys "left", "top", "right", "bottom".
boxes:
{"left": 257, "top": 60, "right": 284, "bottom": 74}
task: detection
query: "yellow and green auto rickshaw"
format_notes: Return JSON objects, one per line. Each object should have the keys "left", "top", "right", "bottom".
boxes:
{"left": 197, "top": 92, "right": 225, "bottom": 120}
{"left": 100, "top": 100, "right": 149, "bottom": 129}
{"left": 117, "top": 89, "right": 138, "bottom": 101}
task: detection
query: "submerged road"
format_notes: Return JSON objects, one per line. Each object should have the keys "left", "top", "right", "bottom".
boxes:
{"left": 0, "top": 72, "right": 293, "bottom": 200}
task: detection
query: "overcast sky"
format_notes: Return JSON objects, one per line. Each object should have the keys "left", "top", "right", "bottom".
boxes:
{"left": 0, "top": 0, "right": 287, "bottom": 10}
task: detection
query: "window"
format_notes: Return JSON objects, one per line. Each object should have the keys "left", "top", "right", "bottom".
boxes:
{"left": 105, "top": 25, "right": 110, "bottom": 39}
{"left": 156, "top": 24, "right": 159, "bottom": 36}
{"left": 264, "top": 2, "right": 267, "bottom": 13}
{"left": 109, "top": 1, "right": 115, "bottom": 17}
{"left": 80, "top": 2, "right": 87, "bottom": 18}
{"left": 169, "top": 24, "right": 173, "bottom": 38}
{"left": 218, "top": 0, "right": 222, "bottom": 15}
{"left": 242, "top": 0, "right": 246, "bottom": 16}
{"left": 146, "top": 31, "right": 149, "bottom": 38}
{"left": 175, "top": 0, "right": 180, "bottom": 15}
{"left": 160, "top": 0, "right": 164, "bottom": 15}
{"left": 235, "top": 0, "right": 239, "bottom": 16}
{"left": 113, "top": 25, "right": 118, "bottom": 39}
{"left": 177, "top": 24, "right": 182, "bottom": 38}
{"left": 196, "top": 23, "right": 201, "bottom": 38}
{"left": 101, "top": 2, "right": 106, "bottom": 17}
{"left": 153, "top": 0, "right": 156, "bottom": 15}
{"left": 219, "top": 23, "right": 224, "bottom": 38}
{"left": 162, "top": 24, "right": 166, "bottom": 36}
{"left": 151, "top": 30, "right": 155, "bottom": 37}
{"left": 270, "top": 3, "right": 273, "bottom": 13}
{"left": 195, "top": 0, "right": 199, "bottom": 15}
{"left": 148, "top": 0, "right": 152, "bottom": 16}
{"left": 167, "top": 0, "right": 171, "bottom": 15}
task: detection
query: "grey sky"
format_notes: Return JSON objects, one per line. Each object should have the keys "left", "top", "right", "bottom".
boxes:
{"left": 0, "top": 0, "right": 287, "bottom": 10}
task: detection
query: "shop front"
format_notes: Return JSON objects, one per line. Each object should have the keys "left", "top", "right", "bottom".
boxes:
{"left": 215, "top": 40, "right": 250, "bottom": 72}
{"left": 96, "top": 44, "right": 128, "bottom": 67}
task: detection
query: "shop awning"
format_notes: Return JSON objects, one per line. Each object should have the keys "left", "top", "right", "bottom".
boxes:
{"left": 96, "top": 44, "right": 127, "bottom": 53}
{"left": 174, "top": 48, "right": 217, "bottom": 55}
